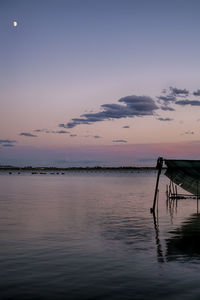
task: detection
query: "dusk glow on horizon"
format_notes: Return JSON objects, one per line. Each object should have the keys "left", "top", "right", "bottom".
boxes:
{"left": 1, "top": 0, "right": 200, "bottom": 166}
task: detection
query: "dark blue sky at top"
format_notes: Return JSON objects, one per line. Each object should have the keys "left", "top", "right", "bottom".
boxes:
{"left": 1, "top": 0, "right": 200, "bottom": 79}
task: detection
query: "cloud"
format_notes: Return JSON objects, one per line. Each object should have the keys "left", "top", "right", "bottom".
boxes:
{"left": 157, "top": 117, "right": 173, "bottom": 121}
{"left": 0, "top": 139, "right": 16, "bottom": 144}
{"left": 60, "top": 95, "right": 158, "bottom": 128}
{"left": 2, "top": 144, "right": 15, "bottom": 147}
{"left": 184, "top": 131, "right": 194, "bottom": 135}
{"left": 0, "top": 139, "right": 17, "bottom": 147}
{"left": 93, "top": 135, "right": 102, "bottom": 139}
{"left": 157, "top": 95, "right": 176, "bottom": 103}
{"left": 160, "top": 106, "right": 175, "bottom": 111}
{"left": 70, "top": 134, "right": 77, "bottom": 137}
{"left": 157, "top": 89, "right": 178, "bottom": 111}
{"left": 34, "top": 129, "right": 69, "bottom": 134}
{"left": 123, "top": 125, "right": 130, "bottom": 128}
{"left": 54, "top": 130, "right": 69, "bottom": 134}
{"left": 170, "top": 87, "right": 189, "bottom": 96}
{"left": 175, "top": 100, "right": 200, "bottom": 106}
{"left": 158, "top": 87, "right": 189, "bottom": 108}
{"left": 193, "top": 90, "right": 200, "bottom": 96}
{"left": 34, "top": 129, "right": 48, "bottom": 133}
{"left": 79, "top": 135, "right": 102, "bottom": 139}
{"left": 20, "top": 132, "right": 37, "bottom": 137}
{"left": 59, "top": 123, "right": 67, "bottom": 128}
{"left": 112, "top": 139, "right": 127, "bottom": 143}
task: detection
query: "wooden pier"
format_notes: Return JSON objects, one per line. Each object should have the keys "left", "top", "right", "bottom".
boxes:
{"left": 151, "top": 157, "right": 200, "bottom": 213}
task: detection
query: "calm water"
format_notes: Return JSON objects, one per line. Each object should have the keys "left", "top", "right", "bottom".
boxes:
{"left": 1, "top": 171, "right": 200, "bottom": 300}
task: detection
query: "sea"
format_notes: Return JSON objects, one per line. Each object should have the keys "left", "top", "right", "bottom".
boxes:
{"left": 1, "top": 170, "right": 200, "bottom": 300}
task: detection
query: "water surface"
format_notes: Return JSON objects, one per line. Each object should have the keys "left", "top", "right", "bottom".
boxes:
{"left": 0, "top": 171, "right": 200, "bottom": 299}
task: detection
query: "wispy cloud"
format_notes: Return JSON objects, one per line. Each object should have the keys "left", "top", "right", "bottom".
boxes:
{"left": 54, "top": 130, "right": 69, "bottom": 134}
{"left": 169, "top": 87, "right": 189, "bottom": 96}
{"left": 34, "top": 129, "right": 49, "bottom": 133}
{"left": 60, "top": 95, "right": 158, "bottom": 129}
{"left": 112, "top": 139, "right": 127, "bottom": 143}
{"left": 2, "top": 144, "right": 15, "bottom": 147}
{"left": 158, "top": 86, "right": 200, "bottom": 109}
{"left": 184, "top": 131, "right": 194, "bottom": 135}
{"left": 157, "top": 117, "right": 173, "bottom": 121}
{"left": 160, "top": 106, "right": 175, "bottom": 111}
{"left": 0, "top": 139, "right": 17, "bottom": 147}
{"left": 157, "top": 87, "right": 190, "bottom": 111}
{"left": 193, "top": 90, "right": 200, "bottom": 96}
{"left": 70, "top": 134, "right": 77, "bottom": 137}
{"left": 93, "top": 135, "right": 102, "bottom": 139}
{"left": 0, "top": 139, "right": 17, "bottom": 144}
{"left": 20, "top": 132, "right": 37, "bottom": 137}
{"left": 34, "top": 129, "right": 69, "bottom": 134}
{"left": 123, "top": 125, "right": 130, "bottom": 128}
{"left": 157, "top": 95, "right": 176, "bottom": 103}
{"left": 175, "top": 100, "right": 200, "bottom": 106}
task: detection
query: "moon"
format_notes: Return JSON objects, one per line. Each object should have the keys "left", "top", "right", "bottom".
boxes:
{"left": 13, "top": 21, "right": 18, "bottom": 27}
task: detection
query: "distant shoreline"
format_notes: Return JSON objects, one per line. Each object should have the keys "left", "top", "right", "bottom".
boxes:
{"left": 0, "top": 166, "right": 158, "bottom": 172}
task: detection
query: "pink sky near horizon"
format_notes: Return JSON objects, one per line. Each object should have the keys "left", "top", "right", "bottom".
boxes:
{"left": 1, "top": 140, "right": 200, "bottom": 167}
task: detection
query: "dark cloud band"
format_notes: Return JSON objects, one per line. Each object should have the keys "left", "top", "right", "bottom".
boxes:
{"left": 193, "top": 90, "right": 200, "bottom": 96}
{"left": 34, "top": 129, "right": 69, "bottom": 134}
{"left": 2, "top": 144, "right": 15, "bottom": 147}
{"left": 0, "top": 139, "right": 17, "bottom": 144}
{"left": 175, "top": 100, "right": 200, "bottom": 106}
{"left": 60, "top": 95, "right": 158, "bottom": 129}
{"left": 160, "top": 106, "right": 175, "bottom": 111}
{"left": 157, "top": 117, "right": 173, "bottom": 121}
{"left": 170, "top": 87, "right": 189, "bottom": 96}
{"left": 20, "top": 132, "right": 37, "bottom": 137}
{"left": 112, "top": 139, "right": 127, "bottom": 143}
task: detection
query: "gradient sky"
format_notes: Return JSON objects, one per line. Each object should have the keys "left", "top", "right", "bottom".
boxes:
{"left": 1, "top": 0, "right": 200, "bottom": 166}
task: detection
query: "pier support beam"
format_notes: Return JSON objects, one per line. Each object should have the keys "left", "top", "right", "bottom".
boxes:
{"left": 151, "top": 157, "right": 163, "bottom": 213}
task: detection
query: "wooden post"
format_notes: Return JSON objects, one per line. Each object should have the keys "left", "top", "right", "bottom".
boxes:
{"left": 197, "top": 181, "right": 199, "bottom": 213}
{"left": 171, "top": 181, "right": 175, "bottom": 199}
{"left": 166, "top": 184, "right": 169, "bottom": 203}
{"left": 169, "top": 181, "right": 172, "bottom": 200}
{"left": 151, "top": 157, "right": 163, "bottom": 213}
{"left": 157, "top": 189, "right": 159, "bottom": 215}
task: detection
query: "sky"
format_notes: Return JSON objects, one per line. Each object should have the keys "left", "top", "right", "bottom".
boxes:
{"left": 1, "top": 0, "right": 200, "bottom": 166}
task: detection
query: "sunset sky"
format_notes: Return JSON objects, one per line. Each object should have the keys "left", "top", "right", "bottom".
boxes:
{"left": 1, "top": 0, "right": 200, "bottom": 166}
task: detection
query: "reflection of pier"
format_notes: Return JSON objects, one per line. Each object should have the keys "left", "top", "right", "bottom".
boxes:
{"left": 152, "top": 212, "right": 165, "bottom": 263}
{"left": 166, "top": 214, "right": 200, "bottom": 261}
{"left": 152, "top": 212, "right": 200, "bottom": 262}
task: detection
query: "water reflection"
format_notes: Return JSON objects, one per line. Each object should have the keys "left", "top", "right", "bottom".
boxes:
{"left": 166, "top": 197, "right": 177, "bottom": 225}
{"left": 2, "top": 173, "right": 200, "bottom": 299}
{"left": 166, "top": 213, "right": 200, "bottom": 261}
{"left": 100, "top": 213, "right": 152, "bottom": 247}
{"left": 152, "top": 212, "right": 164, "bottom": 263}
{"left": 153, "top": 209, "right": 200, "bottom": 262}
